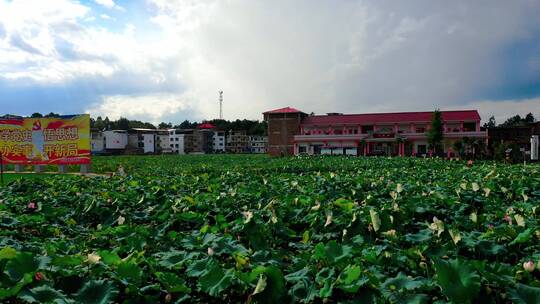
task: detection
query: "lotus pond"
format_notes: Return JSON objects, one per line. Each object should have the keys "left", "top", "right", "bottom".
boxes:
{"left": 1, "top": 155, "right": 539, "bottom": 303}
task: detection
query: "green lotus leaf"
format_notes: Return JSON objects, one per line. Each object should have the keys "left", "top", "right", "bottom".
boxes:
{"left": 155, "top": 272, "right": 191, "bottom": 293}
{"left": 6, "top": 252, "right": 50, "bottom": 282}
{"left": 18, "top": 285, "right": 72, "bottom": 304}
{"left": 0, "top": 247, "right": 17, "bottom": 260}
{"left": 197, "top": 264, "right": 234, "bottom": 297}
{"left": 116, "top": 262, "right": 142, "bottom": 284}
{"left": 75, "top": 280, "right": 118, "bottom": 304}
{"left": 434, "top": 259, "right": 480, "bottom": 304}
{"left": 508, "top": 284, "right": 540, "bottom": 304}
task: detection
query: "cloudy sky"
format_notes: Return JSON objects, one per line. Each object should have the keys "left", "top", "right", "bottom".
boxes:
{"left": 0, "top": 0, "right": 539, "bottom": 124}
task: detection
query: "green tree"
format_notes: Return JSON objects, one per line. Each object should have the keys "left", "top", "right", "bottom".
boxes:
{"left": 45, "top": 112, "right": 60, "bottom": 118}
{"left": 428, "top": 109, "right": 443, "bottom": 155}
{"left": 116, "top": 117, "right": 130, "bottom": 130}
{"left": 30, "top": 113, "right": 43, "bottom": 118}
{"left": 524, "top": 112, "right": 535, "bottom": 123}
{"left": 452, "top": 140, "right": 463, "bottom": 158}
{"left": 158, "top": 122, "right": 172, "bottom": 129}
{"left": 500, "top": 115, "right": 523, "bottom": 127}
{"left": 483, "top": 116, "right": 496, "bottom": 128}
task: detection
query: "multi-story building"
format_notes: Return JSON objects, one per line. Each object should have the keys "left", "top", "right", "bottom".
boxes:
{"left": 169, "top": 129, "right": 196, "bottom": 154}
{"left": 194, "top": 123, "right": 215, "bottom": 154}
{"left": 102, "top": 130, "right": 128, "bottom": 153}
{"left": 127, "top": 128, "right": 157, "bottom": 154}
{"left": 213, "top": 131, "right": 226, "bottom": 153}
{"left": 226, "top": 130, "right": 249, "bottom": 153}
{"left": 168, "top": 124, "right": 215, "bottom": 154}
{"left": 156, "top": 130, "right": 172, "bottom": 154}
{"left": 264, "top": 107, "right": 487, "bottom": 157}
{"left": 248, "top": 135, "right": 268, "bottom": 153}
{"left": 263, "top": 107, "right": 307, "bottom": 156}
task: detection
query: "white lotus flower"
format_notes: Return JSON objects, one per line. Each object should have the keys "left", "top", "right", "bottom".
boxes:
{"left": 117, "top": 215, "right": 125, "bottom": 225}
{"left": 87, "top": 252, "right": 101, "bottom": 264}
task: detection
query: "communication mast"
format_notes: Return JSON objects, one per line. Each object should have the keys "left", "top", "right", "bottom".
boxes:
{"left": 219, "top": 91, "right": 223, "bottom": 119}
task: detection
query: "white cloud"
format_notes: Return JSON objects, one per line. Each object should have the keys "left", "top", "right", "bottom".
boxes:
{"left": 100, "top": 14, "right": 113, "bottom": 20}
{"left": 86, "top": 93, "right": 202, "bottom": 123}
{"left": 93, "top": 0, "right": 123, "bottom": 11}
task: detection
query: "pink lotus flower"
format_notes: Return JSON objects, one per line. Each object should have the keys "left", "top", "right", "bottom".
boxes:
{"left": 467, "top": 160, "right": 474, "bottom": 166}
{"left": 523, "top": 261, "right": 535, "bottom": 272}
{"left": 27, "top": 202, "right": 36, "bottom": 210}
{"left": 503, "top": 214, "right": 512, "bottom": 225}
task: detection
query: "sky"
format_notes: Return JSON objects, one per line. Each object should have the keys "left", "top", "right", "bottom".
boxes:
{"left": 0, "top": 0, "right": 539, "bottom": 124}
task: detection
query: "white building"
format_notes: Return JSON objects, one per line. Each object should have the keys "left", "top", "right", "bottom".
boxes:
{"left": 127, "top": 129, "right": 159, "bottom": 154}
{"left": 103, "top": 130, "right": 128, "bottom": 150}
{"left": 169, "top": 129, "right": 186, "bottom": 154}
{"left": 249, "top": 135, "right": 268, "bottom": 154}
{"left": 213, "top": 131, "right": 226, "bottom": 152}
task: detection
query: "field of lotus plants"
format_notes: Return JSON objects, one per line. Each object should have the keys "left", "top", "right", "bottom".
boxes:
{"left": 1, "top": 155, "right": 539, "bottom": 303}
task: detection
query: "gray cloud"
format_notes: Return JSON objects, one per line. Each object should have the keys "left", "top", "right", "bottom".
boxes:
{"left": 0, "top": 22, "right": 5, "bottom": 39}
{"left": 9, "top": 33, "right": 43, "bottom": 55}
{"left": 150, "top": 0, "right": 540, "bottom": 120}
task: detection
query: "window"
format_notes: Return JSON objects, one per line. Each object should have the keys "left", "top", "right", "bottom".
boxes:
{"left": 362, "top": 126, "right": 373, "bottom": 134}
{"left": 463, "top": 122, "right": 476, "bottom": 132}
{"left": 417, "top": 145, "right": 427, "bottom": 154}
{"left": 334, "top": 129, "right": 343, "bottom": 135}
{"left": 415, "top": 127, "right": 425, "bottom": 133}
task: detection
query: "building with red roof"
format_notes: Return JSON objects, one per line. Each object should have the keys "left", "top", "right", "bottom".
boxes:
{"left": 263, "top": 107, "right": 486, "bottom": 157}
{"left": 197, "top": 122, "right": 216, "bottom": 129}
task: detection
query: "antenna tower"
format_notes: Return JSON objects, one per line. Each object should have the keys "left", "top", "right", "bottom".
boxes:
{"left": 219, "top": 90, "right": 223, "bottom": 119}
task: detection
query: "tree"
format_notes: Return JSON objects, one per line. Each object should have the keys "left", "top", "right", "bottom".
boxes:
{"left": 483, "top": 116, "right": 496, "bottom": 128}
{"left": 116, "top": 117, "right": 130, "bottom": 130}
{"left": 158, "top": 122, "right": 172, "bottom": 129}
{"left": 452, "top": 140, "right": 463, "bottom": 158}
{"left": 428, "top": 109, "right": 443, "bottom": 155}
{"left": 177, "top": 120, "right": 196, "bottom": 129}
{"left": 500, "top": 115, "right": 523, "bottom": 127}
{"left": 524, "top": 112, "right": 535, "bottom": 123}
{"left": 45, "top": 112, "right": 60, "bottom": 118}
{"left": 30, "top": 113, "right": 43, "bottom": 118}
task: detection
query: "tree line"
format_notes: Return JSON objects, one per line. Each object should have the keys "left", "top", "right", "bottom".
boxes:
{"left": 26, "top": 113, "right": 267, "bottom": 136}
{"left": 483, "top": 112, "right": 536, "bottom": 128}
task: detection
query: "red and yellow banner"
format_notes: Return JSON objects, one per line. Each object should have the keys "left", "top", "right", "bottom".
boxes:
{"left": 0, "top": 114, "right": 91, "bottom": 165}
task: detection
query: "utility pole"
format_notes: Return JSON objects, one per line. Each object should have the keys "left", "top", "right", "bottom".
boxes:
{"left": 219, "top": 91, "right": 223, "bottom": 120}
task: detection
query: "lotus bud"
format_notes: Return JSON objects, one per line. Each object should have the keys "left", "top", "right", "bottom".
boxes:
{"left": 27, "top": 202, "right": 36, "bottom": 210}
{"left": 523, "top": 261, "right": 535, "bottom": 272}
{"left": 34, "top": 272, "right": 45, "bottom": 281}
{"left": 503, "top": 214, "right": 513, "bottom": 225}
